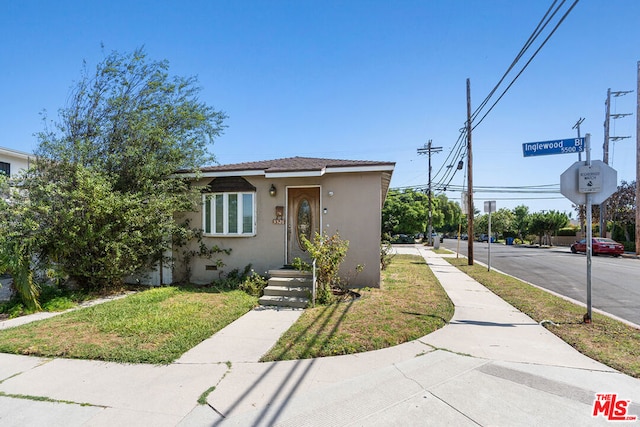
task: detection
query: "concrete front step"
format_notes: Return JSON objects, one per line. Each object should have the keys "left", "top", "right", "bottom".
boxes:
{"left": 267, "top": 276, "right": 313, "bottom": 287}
{"left": 263, "top": 285, "right": 311, "bottom": 298}
{"left": 267, "top": 269, "right": 312, "bottom": 279}
{"left": 258, "top": 295, "right": 309, "bottom": 309}
{"left": 259, "top": 269, "right": 313, "bottom": 308}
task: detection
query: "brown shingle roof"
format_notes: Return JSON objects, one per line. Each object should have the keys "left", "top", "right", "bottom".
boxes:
{"left": 198, "top": 156, "right": 395, "bottom": 173}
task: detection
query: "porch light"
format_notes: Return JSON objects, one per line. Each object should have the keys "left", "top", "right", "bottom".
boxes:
{"left": 269, "top": 184, "right": 277, "bottom": 197}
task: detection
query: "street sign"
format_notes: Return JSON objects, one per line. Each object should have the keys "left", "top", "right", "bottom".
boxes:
{"left": 522, "top": 137, "right": 584, "bottom": 157}
{"left": 579, "top": 165, "right": 602, "bottom": 193}
{"left": 560, "top": 160, "right": 617, "bottom": 205}
{"left": 461, "top": 191, "right": 468, "bottom": 215}
{"left": 483, "top": 200, "right": 496, "bottom": 213}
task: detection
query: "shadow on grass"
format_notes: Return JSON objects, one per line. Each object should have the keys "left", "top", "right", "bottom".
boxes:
{"left": 401, "top": 311, "right": 450, "bottom": 325}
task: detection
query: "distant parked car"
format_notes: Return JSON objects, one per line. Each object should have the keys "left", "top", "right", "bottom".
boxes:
{"left": 391, "top": 234, "right": 415, "bottom": 244}
{"left": 477, "top": 234, "right": 495, "bottom": 243}
{"left": 570, "top": 238, "right": 624, "bottom": 257}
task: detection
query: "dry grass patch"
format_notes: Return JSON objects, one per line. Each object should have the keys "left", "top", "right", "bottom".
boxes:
{"left": 261, "top": 255, "right": 454, "bottom": 361}
{"left": 446, "top": 257, "right": 640, "bottom": 378}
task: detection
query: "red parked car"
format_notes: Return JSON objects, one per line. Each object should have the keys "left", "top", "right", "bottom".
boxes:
{"left": 570, "top": 238, "right": 624, "bottom": 257}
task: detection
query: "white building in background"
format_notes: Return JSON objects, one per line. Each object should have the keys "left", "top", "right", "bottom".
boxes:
{"left": 0, "top": 146, "right": 34, "bottom": 176}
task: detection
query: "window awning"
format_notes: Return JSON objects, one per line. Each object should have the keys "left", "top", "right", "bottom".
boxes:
{"left": 203, "top": 176, "right": 256, "bottom": 192}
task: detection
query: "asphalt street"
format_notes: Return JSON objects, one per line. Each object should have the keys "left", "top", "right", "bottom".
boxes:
{"left": 441, "top": 239, "right": 640, "bottom": 326}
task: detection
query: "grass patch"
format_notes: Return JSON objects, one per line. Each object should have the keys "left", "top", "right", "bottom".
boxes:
{"left": 0, "top": 391, "right": 101, "bottom": 407}
{"left": 446, "top": 257, "right": 640, "bottom": 378}
{"left": 0, "top": 286, "right": 257, "bottom": 364}
{"left": 433, "top": 248, "right": 453, "bottom": 255}
{"left": 0, "top": 283, "right": 133, "bottom": 319}
{"left": 261, "top": 255, "right": 454, "bottom": 361}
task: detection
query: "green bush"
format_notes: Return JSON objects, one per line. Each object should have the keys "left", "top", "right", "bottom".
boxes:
{"left": 295, "top": 231, "right": 349, "bottom": 305}
{"left": 557, "top": 227, "right": 578, "bottom": 236}
{"left": 239, "top": 271, "right": 268, "bottom": 297}
{"left": 380, "top": 240, "right": 394, "bottom": 270}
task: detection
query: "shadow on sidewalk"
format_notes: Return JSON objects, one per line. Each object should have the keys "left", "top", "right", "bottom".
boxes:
{"left": 212, "top": 299, "right": 357, "bottom": 426}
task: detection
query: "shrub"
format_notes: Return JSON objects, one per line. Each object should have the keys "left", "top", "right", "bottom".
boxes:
{"left": 239, "top": 271, "right": 268, "bottom": 297}
{"left": 213, "top": 264, "right": 253, "bottom": 291}
{"left": 380, "top": 240, "right": 395, "bottom": 270}
{"left": 557, "top": 227, "right": 579, "bottom": 236}
{"left": 295, "top": 231, "right": 349, "bottom": 305}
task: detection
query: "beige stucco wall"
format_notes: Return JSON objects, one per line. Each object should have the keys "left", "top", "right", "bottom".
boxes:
{"left": 175, "top": 171, "right": 384, "bottom": 288}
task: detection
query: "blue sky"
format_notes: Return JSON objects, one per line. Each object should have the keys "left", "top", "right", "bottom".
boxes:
{"left": 1, "top": 0, "right": 638, "bottom": 215}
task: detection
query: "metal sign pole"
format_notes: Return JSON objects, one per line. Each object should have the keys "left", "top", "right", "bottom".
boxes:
{"left": 487, "top": 210, "right": 492, "bottom": 271}
{"left": 585, "top": 133, "right": 593, "bottom": 323}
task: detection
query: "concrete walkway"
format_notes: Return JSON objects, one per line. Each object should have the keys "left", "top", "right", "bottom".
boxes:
{"left": 0, "top": 246, "right": 639, "bottom": 426}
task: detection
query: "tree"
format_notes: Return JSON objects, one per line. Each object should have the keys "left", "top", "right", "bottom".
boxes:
{"left": 474, "top": 208, "right": 514, "bottom": 240}
{"left": 436, "top": 194, "right": 463, "bottom": 234}
{"left": 526, "top": 210, "right": 569, "bottom": 246}
{"left": 512, "top": 205, "right": 529, "bottom": 239}
{"left": 0, "top": 176, "right": 41, "bottom": 310}
{"left": 1, "top": 47, "right": 227, "bottom": 298}
{"left": 382, "top": 189, "right": 428, "bottom": 236}
{"left": 37, "top": 47, "right": 226, "bottom": 194}
{"left": 382, "top": 190, "right": 461, "bottom": 237}
{"left": 606, "top": 180, "right": 635, "bottom": 244}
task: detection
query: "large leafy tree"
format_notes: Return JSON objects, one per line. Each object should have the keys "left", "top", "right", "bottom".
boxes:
{"left": 605, "top": 180, "right": 635, "bottom": 243}
{"left": 474, "top": 208, "right": 514, "bottom": 239}
{"left": 37, "top": 47, "right": 225, "bottom": 193}
{"left": 382, "top": 189, "right": 429, "bottom": 236}
{"left": 527, "top": 210, "right": 569, "bottom": 246}
{"left": 382, "top": 190, "right": 461, "bottom": 236}
{"left": 1, "top": 47, "right": 227, "bottom": 302}
{"left": 512, "top": 205, "right": 529, "bottom": 239}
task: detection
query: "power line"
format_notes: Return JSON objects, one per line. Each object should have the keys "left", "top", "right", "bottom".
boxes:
{"left": 431, "top": 1, "right": 580, "bottom": 186}
{"left": 472, "top": 0, "right": 580, "bottom": 130}
{"left": 471, "top": 0, "right": 565, "bottom": 124}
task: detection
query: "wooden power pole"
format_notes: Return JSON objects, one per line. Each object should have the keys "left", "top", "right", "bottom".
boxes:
{"left": 417, "top": 140, "right": 442, "bottom": 245}
{"left": 636, "top": 61, "right": 640, "bottom": 255}
{"left": 466, "top": 78, "right": 474, "bottom": 265}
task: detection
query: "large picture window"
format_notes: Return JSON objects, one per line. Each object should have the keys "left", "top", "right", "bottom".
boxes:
{"left": 203, "top": 192, "right": 255, "bottom": 236}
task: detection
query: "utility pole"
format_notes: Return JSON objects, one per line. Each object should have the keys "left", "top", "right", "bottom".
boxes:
{"left": 601, "top": 88, "right": 633, "bottom": 237}
{"left": 602, "top": 88, "right": 611, "bottom": 238}
{"left": 417, "top": 140, "right": 442, "bottom": 245}
{"left": 466, "top": 78, "right": 474, "bottom": 265}
{"left": 573, "top": 117, "right": 585, "bottom": 237}
{"left": 636, "top": 61, "right": 640, "bottom": 256}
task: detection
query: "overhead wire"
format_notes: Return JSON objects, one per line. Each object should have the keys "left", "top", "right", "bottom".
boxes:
{"left": 472, "top": 0, "right": 580, "bottom": 130}
{"left": 423, "top": 0, "right": 580, "bottom": 201}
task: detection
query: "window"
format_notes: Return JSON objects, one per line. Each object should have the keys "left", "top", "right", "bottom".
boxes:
{"left": 0, "top": 162, "right": 10, "bottom": 176}
{"left": 203, "top": 192, "right": 255, "bottom": 236}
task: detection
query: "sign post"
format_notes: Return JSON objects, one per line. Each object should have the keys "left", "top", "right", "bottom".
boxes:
{"left": 484, "top": 200, "right": 496, "bottom": 271}
{"left": 560, "top": 134, "right": 618, "bottom": 323}
{"left": 584, "top": 135, "right": 593, "bottom": 323}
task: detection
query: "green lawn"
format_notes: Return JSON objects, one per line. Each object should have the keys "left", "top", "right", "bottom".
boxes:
{"left": 0, "top": 286, "right": 257, "bottom": 364}
{"left": 261, "top": 254, "right": 454, "bottom": 361}
{"left": 2, "top": 252, "right": 635, "bottom": 379}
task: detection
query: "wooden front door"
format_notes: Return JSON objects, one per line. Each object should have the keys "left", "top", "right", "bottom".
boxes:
{"left": 287, "top": 187, "right": 320, "bottom": 265}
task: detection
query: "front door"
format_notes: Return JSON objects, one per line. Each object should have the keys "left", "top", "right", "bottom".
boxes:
{"left": 287, "top": 187, "right": 320, "bottom": 265}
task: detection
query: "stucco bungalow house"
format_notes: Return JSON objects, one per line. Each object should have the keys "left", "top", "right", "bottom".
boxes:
{"left": 173, "top": 157, "right": 395, "bottom": 296}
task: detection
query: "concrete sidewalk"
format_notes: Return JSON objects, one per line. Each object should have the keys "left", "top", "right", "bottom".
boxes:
{"left": 0, "top": 245, "right": 639, "bottom": 426}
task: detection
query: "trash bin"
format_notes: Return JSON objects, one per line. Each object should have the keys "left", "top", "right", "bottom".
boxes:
{"left": 506, "top": 237, "right": 514, "bottom": 245}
